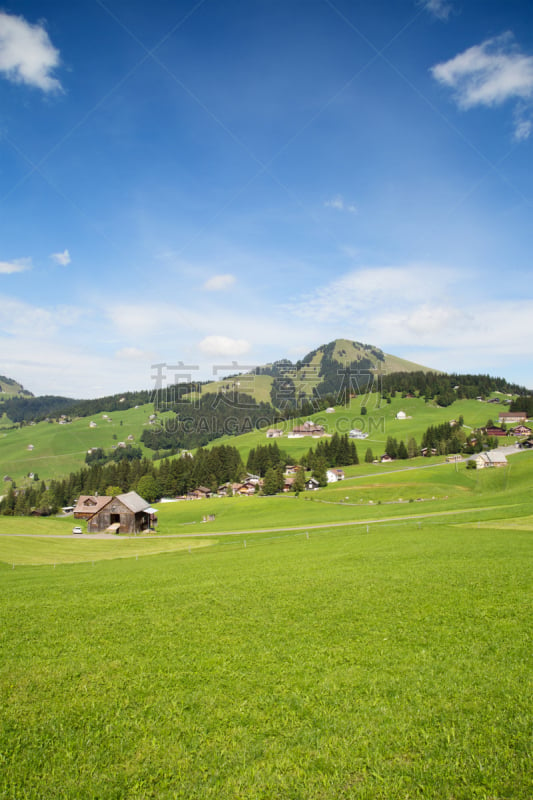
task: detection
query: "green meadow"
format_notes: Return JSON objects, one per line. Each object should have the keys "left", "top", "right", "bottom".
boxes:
{"left": 0, "top": 404, "right": 162, "bottom": 483}
{"left": 0, "top": 453, "right": 532, "bottom": 798}
{"left": 204, "top": 392, "right": 516, "bottom": 463}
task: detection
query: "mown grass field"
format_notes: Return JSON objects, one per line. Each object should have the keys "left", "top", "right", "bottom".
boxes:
{"left": 0, "top": 453, "right": 532, "bottom": 798}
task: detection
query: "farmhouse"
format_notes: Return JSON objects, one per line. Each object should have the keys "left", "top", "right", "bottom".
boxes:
{"left": 73, "top": 491, "right": 154, "bottom": 533}
{"left": 473, "top": 452, "right": 508, "bottom": 469}
{"left": 305, "top": 477, "right": 320, "bottom": 490}
{"left": 499, "top": 411, "right": 527, "bottom": 424}
{"left": 349, "top": 428, "right": 368, "bottom": 439}
{"left": 327, "top": 468, "right": 345, "bottom": 483}
{"left": 266, "top": 429, "right": 284, "bottom": 438}
{"left": 396, "top": 411, "right": 407, "bottom": 420}
{"left": 485, "top": 426, "right": 507, "bottom": 437}
{"left": 511, "top": 425, "right": 531, "bottom": 436}
{"left": 291, "top": 421, "right": 326, "bottom": 437}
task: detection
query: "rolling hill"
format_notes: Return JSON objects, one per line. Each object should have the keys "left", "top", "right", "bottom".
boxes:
{"left": 196, "top": 338, "right": 435, "bottom": 404}
{"left": 0, "top": 375, "right": 32, "bottom": 398}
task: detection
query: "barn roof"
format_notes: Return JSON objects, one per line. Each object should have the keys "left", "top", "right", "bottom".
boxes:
{"left": 116, "top": 491, "right": 150, "bottom": 513}
{"left": 74, "top": 495, "right": 112, "bottom": 515}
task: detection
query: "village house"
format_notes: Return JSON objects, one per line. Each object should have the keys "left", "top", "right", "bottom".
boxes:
{"left": 499, "top": 411, "right": 527, "bottom": 424}
{"left": 283, "top": 477, "right": 295, "bottom": 492}
{"left": 396, "top": 411, "right": 407, "bottom": 420}
{"left": 380, "top": 454, "right": 393, "bottom": 463}
{"left": 290, "top": 421, "right": 326, "bottom": 437}
{"left": 473, "top": 452, "right": 508, "bottom": 469}
{"left": 266, "top": 428, "right": 284, "bottom": 438}
{"left": 349, "top": 428, "right": 368, "bottom": 439}
{"left": 284, "top": 465, "right": 300, "bottom": 475}
{"left": 187, "top": 487, "right": 212, "bottom": 500}
{"left": 511, "top": 425, "right": 531, "bottom": 436}
{"left": 305, "top": 477, "right": 320, "bottom": 490}
{"left": 73, "top": 491, "right": 155, "bottom": 533}
{"left": 485, "top": 426, "right": 507, "bottom": 437}
{"left": 327, "top": 468, "right": 345, "bottom": 483}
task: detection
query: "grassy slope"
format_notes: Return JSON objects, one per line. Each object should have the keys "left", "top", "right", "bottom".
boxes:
{"left": 204, "top": 392, "right": 516, "bottom": 463}
{"left": 0, "top": 501, "right": 531, "bottom": 797}
{"left": 195, "top": 339, "right": 434, "bottom": 402}
{"left": 0, "top": 403, "right": 167, "bottom": 483}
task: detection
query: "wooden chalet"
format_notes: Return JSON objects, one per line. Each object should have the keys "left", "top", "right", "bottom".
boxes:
{"left": 485, "top": 426, "right": 507, "bottom": 437}
{"left": 511, "top": 425, "right": 531, "bottom": 436}
{"left": 291, "top": 421, "right": 326, "bottom": 437}
{"left": 74, "top": 491, "right": 155, "bottom": 534}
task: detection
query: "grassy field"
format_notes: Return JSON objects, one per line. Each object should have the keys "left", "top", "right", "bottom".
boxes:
{"left": 0, "top": 403, "right": 165, "bottom": 483}
{"left": 203, "top": 392, "right": 519, "bottom": 463}
{"left": 1, "top": 516, "right": 531, "bottom": 797}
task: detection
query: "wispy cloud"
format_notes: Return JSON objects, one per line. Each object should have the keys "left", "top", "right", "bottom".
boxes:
{"left": 50, "top": 249, "right": 71, "bottom": 266}
{"left": 0, "top": 257, "right": 31, "bottom": 274}
{"left": 420, "top": 0, "right": 453, "bottom": 20}
{"left": 0, "top": 12, "right": 62, "bottom": 93}
{"left": 203, "top": 273, "right": 236, "bottom": 291}
{"left": 284, "top": 264, "right": 458, "bottom": 323}
{"left": 324, "top": 195, "right": 358, "bottom": 214}
{"left": 198, "top": 335, "right": 250, "bottom": 357}
{"left": 431, "top": 33, "right": 533, "bottom": 138}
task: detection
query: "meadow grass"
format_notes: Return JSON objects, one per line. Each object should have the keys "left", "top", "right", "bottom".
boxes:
{"left": 0, "top": 520, "right": 531, "bottom": 799}
{"left": 0, "top": 404, "right": 163, "bottom": 482}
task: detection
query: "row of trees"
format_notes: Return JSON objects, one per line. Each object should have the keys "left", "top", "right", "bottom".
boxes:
{"left": 0, "top": 444, "right": 246, "bottom": 516}
{"left": 301, "top": 433, "right": 359, "bottom": 470}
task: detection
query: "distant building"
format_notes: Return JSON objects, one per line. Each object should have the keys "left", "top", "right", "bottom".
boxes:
{"left": 473, "top": 452, "right": 508, "bottom": 469}
{"left": 266, "top": 429, "right": 284, "bottom": 438}
{"left": 499, "top": 411, "right": 527, "bottom": 424}
{"left": 327, "top": 468, "right": 345, "bottom": 483}
{"left": 396, "top": 411, "right": 407, "bottom": 420}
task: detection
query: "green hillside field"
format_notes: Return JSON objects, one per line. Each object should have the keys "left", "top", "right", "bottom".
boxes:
{"left": 0, "top": 451, "right": 531, "bottom": 798}
{"left": 204, "top": 391, "right": 520, "bottom": 463}
{"left": 0, "top": 404, "right": 169, "bottom": 484}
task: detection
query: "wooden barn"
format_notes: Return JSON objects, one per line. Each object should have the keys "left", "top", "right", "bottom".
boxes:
{"left": 74, "top": 491, "right": 155, "bottom": 533}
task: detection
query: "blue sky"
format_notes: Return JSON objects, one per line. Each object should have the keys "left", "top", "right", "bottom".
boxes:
{"left": 0, "top": 0, "right": 532, "bottom": 397}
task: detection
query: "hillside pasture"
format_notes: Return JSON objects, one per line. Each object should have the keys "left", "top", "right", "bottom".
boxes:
{"left": 0, "top": 404, "right": 164, "bottom": 482}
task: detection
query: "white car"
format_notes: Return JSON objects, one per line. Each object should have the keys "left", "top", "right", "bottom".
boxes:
{"left": 72, "top": 526, "right": 83, "bottom": 534}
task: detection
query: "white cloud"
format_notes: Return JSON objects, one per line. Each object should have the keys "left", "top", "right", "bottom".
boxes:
{"left": 284, "top": 264, "right": 458, "bottom": 323}
{"left": 0, "top": 12, "right": 62, "bottom": 93}
{"left": 0, "top": 258, "right": 31, "bottom": 274}
{"left": 431, "top": 33, "right": 533, "bottom": 138}
{"left": 203, "top": 273, "right": 236, "bottom": 291}
{"left": 324, "top": 195, "right": 358, "bottom": 214}
{"left": 421, "top": 0, "right": 453, "bottom": 20}
{"left": 50, "top": 249, "right": 71, "bottom": 266}
{"left": 198, "top": 336, "right": 250, "bottom": 357}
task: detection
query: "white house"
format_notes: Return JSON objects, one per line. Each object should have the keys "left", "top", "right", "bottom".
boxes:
{"left": 396, "top": 411, "right": 407, "bottom": 420}
{"left": 327, "top": 468, "right": 345, "bottom": 483}
{"left": 474, "top": 452, "right": 508, "bottom": 469}
{"left": 349, "top": 429, "right": 368, "bottom": 439}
